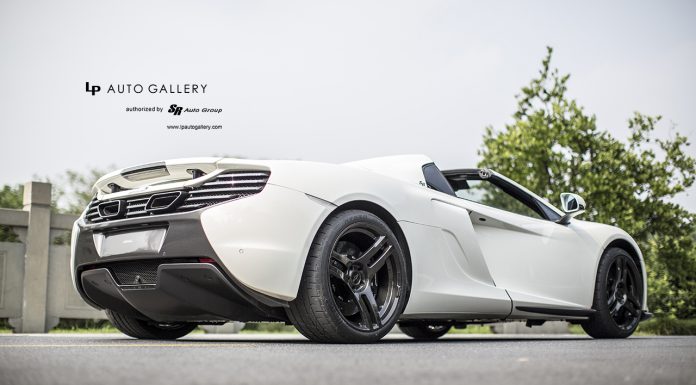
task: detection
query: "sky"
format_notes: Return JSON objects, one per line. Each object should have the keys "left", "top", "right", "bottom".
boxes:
{"left": 1, "top": 0, "right": 695, "bottom": 211}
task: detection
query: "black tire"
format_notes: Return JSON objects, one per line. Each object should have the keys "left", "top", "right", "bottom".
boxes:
{"left": 106, "top": 309, "right": 197, "bottom": 340}
{"left": 287, "top": 210, "right": 410, "bottom": 343}
{"left": 399, "top": 322, "right": 451, "bottom": 340}
{"left": 581, "top": 247, "right": 643, "bottom": 339}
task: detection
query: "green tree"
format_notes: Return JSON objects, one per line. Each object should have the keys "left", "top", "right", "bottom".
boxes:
{"left": 47, "top": 168, "right": 109, "bottom": 214}
{"left": 0, "top": 185, "right": 23, "bottom": 209}
{"left": 0, "top": 185, "right": 23, "bottom": 242}
{"left": 478, "top": 47, "right": 696, "bottom": 319}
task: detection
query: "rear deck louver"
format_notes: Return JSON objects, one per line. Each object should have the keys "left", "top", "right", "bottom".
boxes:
{"left": 85, "top": 170, "right": 270, "bottom": 223}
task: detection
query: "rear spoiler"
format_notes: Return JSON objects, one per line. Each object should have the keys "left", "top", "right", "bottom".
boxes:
{"left": 93, "top": 157, "right": 270, "bottom": 198}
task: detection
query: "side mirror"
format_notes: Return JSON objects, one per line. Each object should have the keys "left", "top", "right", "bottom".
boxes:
{"left": 557, "top": 193, "right": 586, "bottom": 225}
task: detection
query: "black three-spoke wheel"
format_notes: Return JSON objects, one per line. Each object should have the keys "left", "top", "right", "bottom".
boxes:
{"left": 582, "top": 247, "right": 643, "bottom": 338}
{"left": 329, "top": 228, "right": 402, "bottom": 331}
{"left": 606, "top": 254, "right": 642, "bottom": 329}
{"left": 288, "top": 210, "right": 409, "bottom": 343}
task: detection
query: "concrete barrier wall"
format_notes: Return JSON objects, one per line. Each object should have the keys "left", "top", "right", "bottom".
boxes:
{"left": 0, "top": 182, "right": 105, "bottom": 333}
{"left": 0, "top": 242, "right": 25, "bottom": 320}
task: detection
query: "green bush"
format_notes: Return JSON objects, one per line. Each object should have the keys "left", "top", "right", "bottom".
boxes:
{"left": 0, "top": 318, "right": 11, "bottom": 333}
{"left": 637, "top": 317, "right": 696, "bottom": 336}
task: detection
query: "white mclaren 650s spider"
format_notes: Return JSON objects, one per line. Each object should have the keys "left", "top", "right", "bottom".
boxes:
{"left": 71, "top": 155, "right": 651, "bottom": 343}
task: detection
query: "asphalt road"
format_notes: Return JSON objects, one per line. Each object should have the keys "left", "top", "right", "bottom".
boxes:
{"left": 0, "top": 333, "right": 694, "bottom": 385}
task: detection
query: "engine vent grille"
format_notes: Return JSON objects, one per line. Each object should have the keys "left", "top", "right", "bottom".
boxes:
{"left": 108, "top": 260, "right": 162, "bottom": 285}
{"left": 104, "top": 259, "right": 201, "bottom": 286}
{"left": 85, "top": 170, "right": 270, "bottom": 223}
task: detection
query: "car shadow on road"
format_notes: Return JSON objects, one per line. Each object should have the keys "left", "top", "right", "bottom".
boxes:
{"left": 161, "top": 335, "right": 600, "bottom": 345}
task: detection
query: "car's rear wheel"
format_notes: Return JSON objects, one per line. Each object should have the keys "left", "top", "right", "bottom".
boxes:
{"left": 106, "top": 309, "right": 197, "bottom": 340}
{"left": 399, "top": 322, "right": 451, "bottom": 340}
{"left": 287, "top": 210, "right": 409, "bottom": 343}
{"left": 581, "top": 247, "right": 643, "bottom": 338}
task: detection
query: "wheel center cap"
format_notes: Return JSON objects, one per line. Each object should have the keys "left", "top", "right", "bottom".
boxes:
{"left": 349, "top": 271, "right": 362, "bottom": 285}
{"left": 347, "top": 267, "right": 364, "bottom": 288}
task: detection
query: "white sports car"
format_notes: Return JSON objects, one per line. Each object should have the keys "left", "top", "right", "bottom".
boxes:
{"left": 71, "top": 155, "right": 651, "bottom": 342}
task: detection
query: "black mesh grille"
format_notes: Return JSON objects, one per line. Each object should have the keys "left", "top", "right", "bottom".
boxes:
{"left": 85, "top": 170, "right": 270, "bottom": 223}
{"left": 108, "top": 260, "right": 162, "bottom": 285}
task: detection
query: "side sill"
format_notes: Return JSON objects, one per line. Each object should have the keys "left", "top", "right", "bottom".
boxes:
{"left": 515, "top": 306, "right": 596, "bottom": 317}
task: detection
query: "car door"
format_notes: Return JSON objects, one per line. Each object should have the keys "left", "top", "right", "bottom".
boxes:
{"left": 443, "top": 170, "right": 596, "bottom": 313}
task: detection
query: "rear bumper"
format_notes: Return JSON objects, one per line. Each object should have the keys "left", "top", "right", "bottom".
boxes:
{"left": 81, "top": 263, "right": 279, "bottom": 323}
{"left": 72, "top": 208, "right": 288, "bottom": 322}
{"left": 71, "top": 184, "right": 333, "bottom": 322}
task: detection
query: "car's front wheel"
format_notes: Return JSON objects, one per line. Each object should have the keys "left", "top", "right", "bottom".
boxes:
{"left": 581, "top": 247, "right": 643, "bottom": 338}
{"left": 287, "top": 210, "right": 410, "bottom": 343}
{"left": 106, "top": 309, "right": 197, "bottom": 340}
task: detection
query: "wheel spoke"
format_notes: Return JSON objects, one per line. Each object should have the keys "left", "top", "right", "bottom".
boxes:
{"left": 609, "top": 299, "right": 623, "bottom": 316}
{"left": 620, "top": 257, "right": 628, "bottom": 283}
{"left": 367, "top": 244, "right": 393, "bottom": 278}
{"left": 355, "top": 235, "right": 387, "bottom": 265}
{"left": 353, "top": 291, "right": 373, "bottom": 330}
{"left": 362, "top": 286, "right": 382, "bottom": 329}
{"left": 329, "top": 265, "right": 350, "bottom": 287}
{"left": 331, "top": 250, "right": 352, "bottom": 267}
{"left": 613, "top": 260, "right": 622, "bottom": 289}
{"left": 627, "top": 293, "right": 641, "bottom": 308}
{"left": 624, "top": 301, "right": 639, "bottom": 318}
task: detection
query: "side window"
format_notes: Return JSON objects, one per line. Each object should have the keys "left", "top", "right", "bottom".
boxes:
{"left": 422, "top": 163, "right": 456, "bottom": 196}
{"left": 449, "top": 177, "right": 544, "bottom": 219}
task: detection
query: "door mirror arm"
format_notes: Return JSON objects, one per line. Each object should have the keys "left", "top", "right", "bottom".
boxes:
{"left": 556, "top": 193, "right": 586, "bottom": 225}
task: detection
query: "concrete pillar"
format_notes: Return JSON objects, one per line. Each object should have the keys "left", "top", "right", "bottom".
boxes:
{"left": 17, "top": 182, "right": 52, "bottom": 333}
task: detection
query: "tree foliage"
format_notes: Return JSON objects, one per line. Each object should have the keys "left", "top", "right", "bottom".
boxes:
{"left": 46, "top": 168, "right": 109, "bottom": 215}
{"left": 0, "top": 185, "right": 23, "bottom": 210}
{"left": 0, "top": 168, "right": 108, "bottom": 243}
{"left": 479, "top": 47, "right": 696, "bottom": 318}
{"left": 0, "top": 184, "right": 23, "bottom": 242}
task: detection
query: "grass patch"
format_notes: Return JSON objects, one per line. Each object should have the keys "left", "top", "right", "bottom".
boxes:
{"left": 637, "top": 317, "right": 696, "bottom": 335}
{"left": 48, "top": 319, "right": 205, "bottom": 334}
{"left": 448, "top": 324, "right": 493, "bottom": 334}
{"left": 0, "top": 319, "right": 12, "bottom": 333}
{"left": 50, "top": 326, "right": 120, "bottom": 334}
{"left": 49, "top": 319, "right": 115, "bottom": 333}
{"left": 566, "top": 318, "right": 696, "bottom": 336}
{"left": 241, "top": 322, "right": 298, "bottom": 333}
